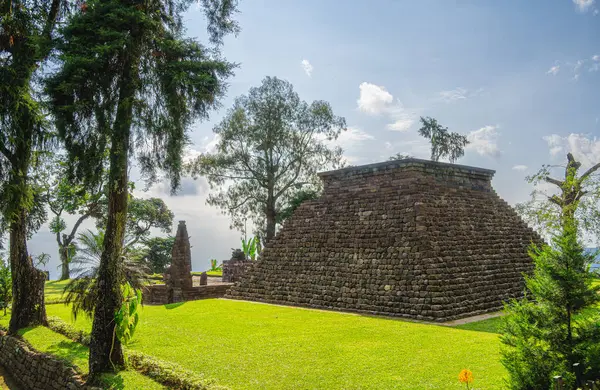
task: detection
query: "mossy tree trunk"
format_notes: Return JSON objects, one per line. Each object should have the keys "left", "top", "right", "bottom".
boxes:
{"left": 8, "top": 145, "right": 47, "bottom": 334}
{"left": 88, "top": 56, "right": 137, "bottom": 377}
{"left": 59, "top": 243, "right": 70, "bottom": 280}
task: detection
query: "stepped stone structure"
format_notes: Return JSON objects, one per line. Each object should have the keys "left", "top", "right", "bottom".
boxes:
{"left": 227, "top": 158, "right": 544, "bottom": 321}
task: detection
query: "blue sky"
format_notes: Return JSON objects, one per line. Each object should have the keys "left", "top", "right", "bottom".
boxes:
{"left": 29, "top": 0, "right": 600, "bottom": 278}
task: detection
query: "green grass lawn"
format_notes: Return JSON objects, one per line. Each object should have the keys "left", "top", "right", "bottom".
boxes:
{"left": 455, "top": 316, "right": 504, "bottom": 334}
{"left": 47, "top": 300, "right": 505, "bottom": 390}
{"left": 45, "top": 279, "right": 70, "bottom": 303}
{"left": 0, "top": 311, "right": 163, "bottom": 389}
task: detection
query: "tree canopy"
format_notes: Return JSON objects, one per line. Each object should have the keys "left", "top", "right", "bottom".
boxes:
{"left": 516, "top": 153, "right": 600, "bottom": 245}
{"left": 96, "top": 196, "right": 174, "bottom": 248}
{"left": 501, "top": 153, "right": 600, "bottom": 388}
{"left": 417, "top": 117, "right": 469, "bottom": 163}
{"left": 46, "top": 0, "right": 238, "bottom": 377}
{"left": 1, "top": 0, "right": 67, "bottom": 333}
{"left": 187, "top": 76, "right": 347, "bottom": 241}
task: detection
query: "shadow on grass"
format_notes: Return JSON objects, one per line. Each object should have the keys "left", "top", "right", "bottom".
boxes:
{"left": 98, "top": 373, "right": 125, "bottom": 390}
{"left": 164, "top": 302, "right": 185, "bottom": 310}
{"left": 46, "top": 340, "right": 89, "bottom": 365}
{"left": 453, "top": 317, "right": 503, "bottom": 334}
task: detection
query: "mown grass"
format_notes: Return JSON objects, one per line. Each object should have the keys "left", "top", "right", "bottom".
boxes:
{"left": 47, "top": 300, "right": 506, "bottom": 390}
{"left": 45, "top": 279, "right": 71, "bottom": 303}
{"left": 0, "top": 312, "right": 163, "bottom": 389}
{"left": 454, "top": 316, "right": 504, "bottom": 334}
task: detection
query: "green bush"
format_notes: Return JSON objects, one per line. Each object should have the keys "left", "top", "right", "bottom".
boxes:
{"left": 127, "top": 350, "right": 228, "bottom": 390}
{"left": 500, "top": 224, "right": 600, "bottom": 389}
{"left": 47, "top": 316, "right": 91, "bottom": 346}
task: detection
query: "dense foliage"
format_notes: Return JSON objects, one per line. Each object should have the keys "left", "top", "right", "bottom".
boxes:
{"left": 516, "top": 154, "right": 600, "bottom": 245}
{"left": 501, "top": 153, "right": 600, "bottom": 389}
{"left": 46, "top": 0, "right": 238, "bottom": 376}
{"left": 418, "top": 116, "right": 469, "bottom": 163}
{"left": 0, "top": 0, "right": 68, "bottom": 333}
{"left": 63, "top": 230, "right": 148, "bottom": 321}
{"left": 137, "top": 236, "right": 175, "bottom": 274}
{"left": 187, "top": 76, "right": 346, "bottom": 241}
{"left": 0, "top": 257, "right": 11, "bottom": 316}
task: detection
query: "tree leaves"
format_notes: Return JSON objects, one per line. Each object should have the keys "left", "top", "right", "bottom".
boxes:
{"left": 417, "top": 116, "right": 469, "bottom": 163}
{"left": 186, "top": 76, "right": 346, "bottom": 240}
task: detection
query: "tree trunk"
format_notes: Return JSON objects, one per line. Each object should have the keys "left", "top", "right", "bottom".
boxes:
{"left": 88, "top": 61, "right": 136, "bottom": 378}
{"left": 8, "top": 210, "right": 47, "bottom": 334}
{"left": 59, "top": 244, "right": 70, "bottom": 280}
{"left": 8, "top": 135, "right": 47, "bottom": 334}
{"left": 88, "top": 134, "right": 129, "bottom": 376}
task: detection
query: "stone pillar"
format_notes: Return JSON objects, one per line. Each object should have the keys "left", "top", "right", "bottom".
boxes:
{"left": 165, "top": 220, "right": 193, "bottom": 302}
{"left": 199, "top": 272, "right": 208, "bottom": 286}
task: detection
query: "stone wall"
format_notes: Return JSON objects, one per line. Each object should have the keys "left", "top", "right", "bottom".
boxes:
{"left": 222, "top": 259, "right": 253, "bottom": 283}
{"left": 0, "top": 330, "right": 100, "bottom": 390}
{"left": 227, "top": 158, "right": 544, "bottom": 322}
{"left": 143, "top": 284, "right": 232, "bottom": 305}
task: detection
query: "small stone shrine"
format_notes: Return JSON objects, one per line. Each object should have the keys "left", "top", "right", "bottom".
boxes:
{"left": 227, "top": 158, "right": 544, "bottom": 322}
{"left": 164, "top": 220, "right": 193, "bottom": 302}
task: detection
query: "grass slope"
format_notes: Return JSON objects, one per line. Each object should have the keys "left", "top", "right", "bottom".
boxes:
{"left": 0, "top": 314, "right": 163, "bottom": 389}
{"left": 45, "top": 279, "right": 70, "bottom": 304}
{"left": 47, "top": 300, "right": 505, "bottom": 390}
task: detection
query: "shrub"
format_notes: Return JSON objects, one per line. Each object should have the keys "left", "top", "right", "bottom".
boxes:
{"left": 500, "top": 223, "right": 600, "bottom": 389}
{"left": 47, "top": 316, "right": 91, "bottom": 346}
{"left": 127, "top": 351, "right": 228, "bottom": 390}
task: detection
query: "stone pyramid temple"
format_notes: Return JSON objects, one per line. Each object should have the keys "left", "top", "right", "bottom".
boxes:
{"left": 227, "top": 159, "right": 544, "bottom": 321}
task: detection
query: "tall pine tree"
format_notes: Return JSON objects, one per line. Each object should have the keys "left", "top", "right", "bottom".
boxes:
{"left": 46, "top": 0, "right": 238, "bottom": 378}
{"left": 1, "top": 0, "right": 66, "bottom": 333}
{"left": 501, "top": 154, "right": 600, "bottom": 389}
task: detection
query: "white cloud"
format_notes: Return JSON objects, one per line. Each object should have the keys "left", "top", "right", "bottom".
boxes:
{"left": 546, "top": 65, "right": 560, "bottom": 75}
{"left": 357, "top": 82, "right": 394, "bottom": 115}
{"left": 593, "top": 55, "right": 600, "bottom": 61}
{"left": 512, "top": 165, "right": 528, "bottom": 171}
{"left": 573, "top": 0, "right": 595, "bottom": 12}
{"left": 336, "top": 126, "right": 375, "bottom": 148}
{"left": 386, "top": 117, "right": 415, "bottom": 132}
{"left": 301, "top": 59, "right": 313, "bottom": 77}
{"left": 357, "top": 82, "right": 416, "bottom": 131}
{"left": 466, "top": 125, "right": 501, "bottom": 158}
{"left": 543, "top": 133, "right": 600, "bottom": 168}
{"left": 438, "top": 87, "right": 468, "bottom": 103}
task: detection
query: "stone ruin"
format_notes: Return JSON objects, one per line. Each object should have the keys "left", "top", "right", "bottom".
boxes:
{"left": 143, "top": 220, "right": 233, "bottom": 304}
{"left": 164, "top": 220, "right": 193, "bottom": 302}
{"left": 227, "top": 158, "right": 544, "bottom": 322}
{"left": 222, "top": 249, "right": 253, "bottom": 283}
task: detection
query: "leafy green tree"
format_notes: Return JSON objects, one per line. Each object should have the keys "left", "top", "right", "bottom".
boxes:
{"left": 187, "top": 76, "right": 347, "bottom": 242}
{"left": 501, "top": 226, "right": 600, "bottom": 389}
{"left": 516, "top": 153, "right": 600, "bottom": 245}
{"left": 97, "top": 197, "right": 174, "bottom": 249}
{"left": 501, "top": 153, "right": 600, "bottom": 389}
{"left": 0, "top": 0, "right": 67, "bottom": 334}
{"left": 276, "top": 188, "right": 320, "bottom": 226}
{"left": 37, "top": 153, "right": 105, "bottom": 280}
{"left": 417, "top": 117, "right": 469, "bottom": 163}
{"left": 46, "top": 0, "right": 238, "bottom": 377}
{"left": 0, "top": 257, "right": 12, "bottom": 316}
{"left": 138, "top": 236, "right": 175, "bottom": 274}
